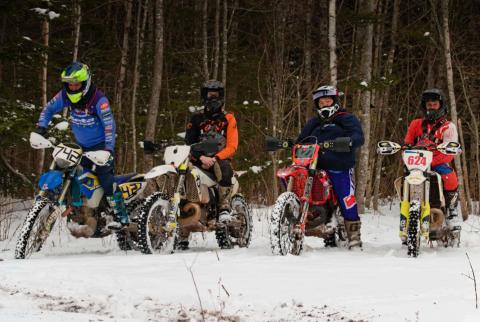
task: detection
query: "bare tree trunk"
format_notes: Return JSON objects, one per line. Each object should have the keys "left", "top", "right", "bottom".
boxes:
{"left": 37, "top": 18, "right": 49, "bottom": 176}
{"left": 0, "top": 13, "right": 5, "bottom": 86}
{"left": 456, "top": 63, "right": 480, "bottom": 203}
{"left": 355, "top": 0, "right": 374, "bottom": 214}
{"left": 114, "top": 0, "right": 133, "bottom": 171}
{"left": 72, "top": 0, "right": 82, "bottom": 62}
{"left": 213, "top": 0, "right": 220, "bottom": 80}
{"left": 304, "top": 0, "right": 313, "bottom": 120}
{"left": 458, "top": 119, "right": 472, "bottom": 210}
{"left": 441, "top": 0, "right": 469, "bottom": 218}
{"left": 144, "top": 0, "right": 164, "bottom": 170}
{"left": 328, "top": 0, "right": 337, "bottom": 86}
{"left": 372, "top": 0, "right": 400, "bottom": 211}
{"left": 130, "top": 0, "right": 149, "bottom": 173}
{"left": 202, "top": 0, "right": 209, "bottom": 80}
{"left": 221, "top": 0, "right": 230, "bottom": 88}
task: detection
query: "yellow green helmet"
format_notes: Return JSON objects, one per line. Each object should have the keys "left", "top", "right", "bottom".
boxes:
{"left": 61, "top": 62, "right": 92, "bottom": 103}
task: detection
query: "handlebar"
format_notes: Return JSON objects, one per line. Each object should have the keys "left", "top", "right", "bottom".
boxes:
{"left": 264, "top": 136, "right": 352, "bottom": 153}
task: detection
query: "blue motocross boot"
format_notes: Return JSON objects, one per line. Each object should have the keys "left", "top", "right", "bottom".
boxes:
{"left": 106, "top": 191, "right": 129, "bottom": 230}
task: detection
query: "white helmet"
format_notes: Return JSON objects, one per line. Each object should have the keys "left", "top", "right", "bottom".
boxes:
{"left": 312, "top": 85, "right": 341, "bottom": 120}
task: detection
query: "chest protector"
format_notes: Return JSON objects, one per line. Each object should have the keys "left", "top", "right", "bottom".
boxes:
{"left": 199, "top": 115, "right": 228, "bottom": 150}
{"left": 415, "top": 118, "right": 447, "bottom": 145}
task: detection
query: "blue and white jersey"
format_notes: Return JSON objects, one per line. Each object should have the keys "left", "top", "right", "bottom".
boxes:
{"left": 38, "top": 89, "right": 116, "bottom": 151}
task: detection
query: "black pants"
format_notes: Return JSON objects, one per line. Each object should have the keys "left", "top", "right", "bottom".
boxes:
{"left": 194, "top": 158, "right": 233, "bottom": 187}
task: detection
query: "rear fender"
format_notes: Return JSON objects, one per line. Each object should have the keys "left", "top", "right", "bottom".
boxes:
{"left": 145, "top": 165, "right": 177, "bottom": 180}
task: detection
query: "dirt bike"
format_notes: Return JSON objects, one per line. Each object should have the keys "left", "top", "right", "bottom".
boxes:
{"left": 14, "top": 133, "right": 146, "bottom": 259}
{"left": 136, "top": 139, "right": 252, "bottom": 254}
{"left": 377, "top": 140, "right": 462, "bottom": 257}
{"left": 265, "top": 136, "right": 352, "bottom": 256}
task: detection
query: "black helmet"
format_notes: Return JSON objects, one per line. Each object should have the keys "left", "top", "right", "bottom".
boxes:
{"left": 201, "top": 79, "right": 225, "bottom": 119}
{"left": 420, "top": 88, "right": 447, "bottom": 121}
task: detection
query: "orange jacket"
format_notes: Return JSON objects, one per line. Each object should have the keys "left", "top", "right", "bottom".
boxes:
{"left": 185, "top": 111, "right": 238, "bottom": 160}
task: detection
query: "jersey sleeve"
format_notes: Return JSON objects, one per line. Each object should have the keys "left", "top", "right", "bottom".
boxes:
{"left": 37, "top": 91, "right": 67, "bottom": 128}
{"left": 185, "top": 114, "right": 201, "bottom": 145}
{"left": 216, "top": 113, "right": 238, "bottom": 160}
{"left": 95, "top": 97, "right": 116, "bottom": 151}
{"left": 342, "top": 114, "right": 364, "bottom": 148}
{"left": 404, "top": 119, "right": 424, "bottom": 145}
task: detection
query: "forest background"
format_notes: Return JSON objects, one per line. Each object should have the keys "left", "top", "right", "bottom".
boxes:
{"left": 0, "top": 0, "right": 479, "bottom": 215}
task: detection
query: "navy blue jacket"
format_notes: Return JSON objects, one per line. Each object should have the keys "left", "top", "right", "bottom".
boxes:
{"left": 296, "top": 110, "right": 364, "bottom": 170}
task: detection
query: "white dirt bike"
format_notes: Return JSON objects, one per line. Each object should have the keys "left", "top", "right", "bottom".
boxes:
{"left": 137, "top": 140, "right": 252, "bottom": 254}
{"left": 377, "top": 140, "right": 461, "bottom": 257}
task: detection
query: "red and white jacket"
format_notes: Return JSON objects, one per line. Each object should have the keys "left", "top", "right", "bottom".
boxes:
{"left": 404, "top": 117, "right": 458, "bottom": 168}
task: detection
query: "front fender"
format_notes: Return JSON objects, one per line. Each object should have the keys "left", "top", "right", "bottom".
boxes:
{"left": 38, "top": 170, "right": 64, "bottom": 191}
{"left": 145, "top": 165, "right": 177, "bottom": 179}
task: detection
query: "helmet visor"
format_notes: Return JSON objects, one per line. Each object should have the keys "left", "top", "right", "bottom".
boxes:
{"left": 313, "top": 88, "right": 337, "bottom": 101}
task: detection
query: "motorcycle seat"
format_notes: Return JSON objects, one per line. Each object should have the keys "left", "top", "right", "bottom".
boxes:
{"left": 114, "top": 173, "right": 138, "bottom": 184}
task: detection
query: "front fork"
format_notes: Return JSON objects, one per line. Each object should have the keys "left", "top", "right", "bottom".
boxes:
{"left": 166, "top": 173, "right": 186, "bottom": 232}
{"left": 400, "top": 179, "right": 431, "bottom": 240}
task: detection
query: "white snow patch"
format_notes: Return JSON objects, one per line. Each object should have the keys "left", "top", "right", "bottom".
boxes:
{"left": 31, "top": 8, "right": 48, "bottom": 15}
{"left": 253, "top": 100, "right": 260, "bottom": 105}
{"left": 360, "top": 81, "right": 368, "bottom": 87}
{"left": 1, "top": 204, "right": 480, "bottom": 321}
{"left": 243, "top": 100, "right": 249, "bottom": 105}
{"left": 48, "top": 11, "right": 60, "bottom": 20}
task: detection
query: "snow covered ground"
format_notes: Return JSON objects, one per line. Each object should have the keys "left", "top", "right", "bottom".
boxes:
{"left": 1, "top": 203, "right": 480, "bottom": 322}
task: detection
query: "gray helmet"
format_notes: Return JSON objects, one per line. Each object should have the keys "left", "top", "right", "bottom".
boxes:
{"left": 420, "top": 88, "right": 448, "bottom": 121}
{"left": 201, "top": 79, "right": 225, "bottom": 101}
{"left": 201, "top": 80, "right": 225, "bottom": 119}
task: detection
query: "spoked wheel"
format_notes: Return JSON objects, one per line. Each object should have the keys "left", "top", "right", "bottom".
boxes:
{"left": 115, "top": 199, "right": 144, "bottom": 251}
{"left": 407, "top": 201, "right": 421, "bottom": 257}
{"left": 15, "top": 198, "right": 58, "bottom": 259}
{"left": 269, "top": 192, "right": 302, "bottom": 256}
{"left": 215, "top": 194, "right": 253, "bottom": 249}
{"left": 137, "top": 192, "right": 176, "bottom": 254}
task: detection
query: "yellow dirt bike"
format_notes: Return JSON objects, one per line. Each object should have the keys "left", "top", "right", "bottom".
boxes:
{"left": 377, "top": 140, "right": 461, "bottom": 257}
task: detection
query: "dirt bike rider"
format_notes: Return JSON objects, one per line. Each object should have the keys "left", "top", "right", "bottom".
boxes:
{"left": 34, "top": 62, "right": 128, "bottom": 230}
{"left": 185, "top": 80, "right": 239, "bottom": 225}
{"left": 404, "top": 88, "right": 459, "bottom": 227}
{"left": 296, "top": 85, "right": 365, "bottom": 249}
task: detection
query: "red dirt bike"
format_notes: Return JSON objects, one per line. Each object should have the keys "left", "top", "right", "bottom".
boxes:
{"left": 265, "top": 136, "right": 351, "bottom": 256}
